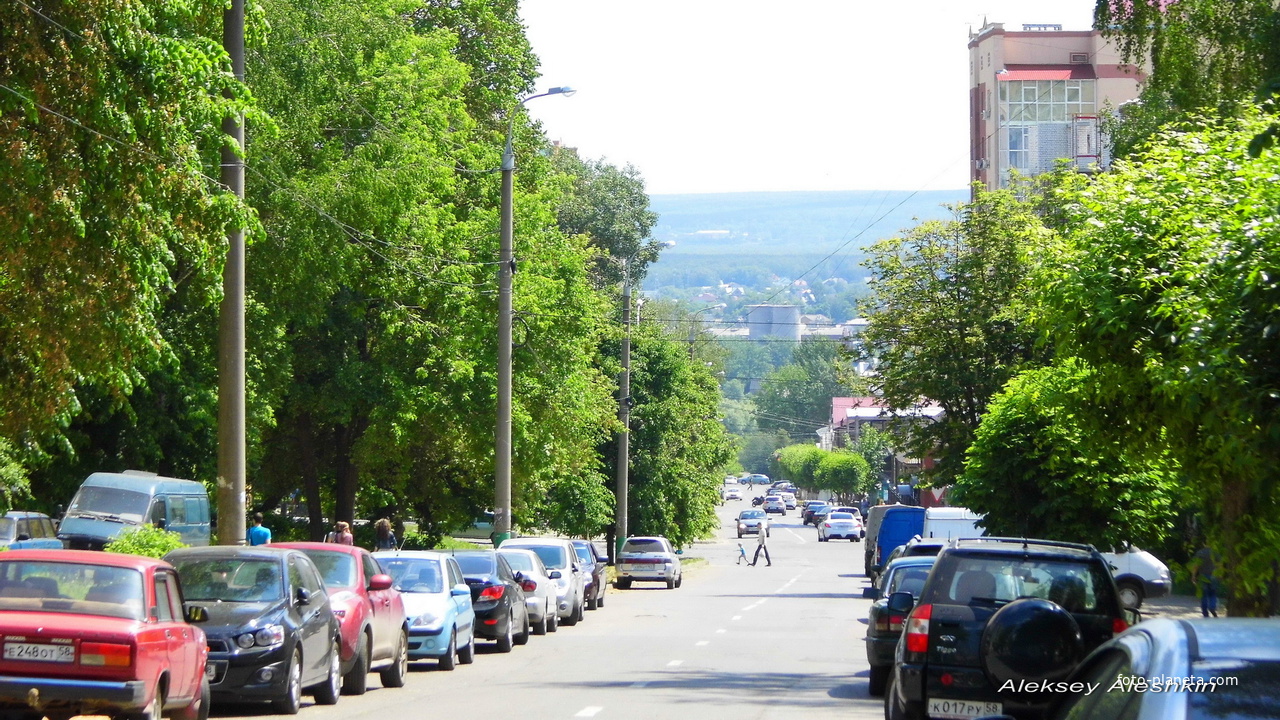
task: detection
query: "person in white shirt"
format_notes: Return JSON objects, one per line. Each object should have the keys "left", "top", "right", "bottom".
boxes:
{"left": 750, "top": 528, "right": 771, "bottom": 566}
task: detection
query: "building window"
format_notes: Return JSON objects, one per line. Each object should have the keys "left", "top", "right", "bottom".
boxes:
{"left": 1007, "top": 126, "right": 1030, "bottom": 169}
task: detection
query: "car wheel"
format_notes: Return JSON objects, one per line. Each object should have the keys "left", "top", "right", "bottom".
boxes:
{"left": 674, "top": 573, "right": 682, "bottom": 588}
{"left": 576, "top": 597, "right": 586, "bottom": 623}
{"left": 868, "top": 664, "right": 888, "bottom": 696}
{"left": 171, "top": 676, "right": 210, "bottom": 720}
{"left": 438, "top": 629, "right": 457, "bottom": 670}
{"left": 496, "top": 611, "right": 515, "bottom": 652}
{"left": 587, "top": 591, "right": 598, "bottom": 610}
{"left": 562, "top": 599, "right": 581, "bottom": 626}
{"left": 615, "top": 578, "right": 632, "bottom": 590}
{"left": 533, "top": 610, "right": 548, "bottom": 635}
{"left": 457, "top": 629, "right": 475, "bottom": 664}
{"left": 379, "top": 629, "right": 408, "bottom": 688}
{"left": 1117, "top": 580, "right": 1144, "bottom": 609}
{"left": 596, "top": 587, "right": 604, "bottom": 608}
{"left": 272, "top": 649, "right": 303, "bottom": 715}
{"left": 128, "top": 690, "right": 163, "bottom": 720}
{"left": 311, "top": 639, "right": 341, "bottom": 705}
{"left": 666, "top": 576, "right": 675, "bottom": 589}
{"left": 547, "top": 605, "right": 559, "bottom": 632}
{"left": 342, "top": 631, "right": 370, "bottom": 695}
{"left": 514, "top": 608, "right": 530, "bottom": 646}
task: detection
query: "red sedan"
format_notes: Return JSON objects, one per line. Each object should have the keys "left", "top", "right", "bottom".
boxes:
{"left": 273, "top": 542, "right": 408, "bottom": 694}
{"left": 0, "top": 549, "right": 209, "bottom": 720}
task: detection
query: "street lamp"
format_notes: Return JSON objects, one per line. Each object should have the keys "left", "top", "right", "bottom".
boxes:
{"left": 494, "top": 86, "right": 575, "bottom": 548}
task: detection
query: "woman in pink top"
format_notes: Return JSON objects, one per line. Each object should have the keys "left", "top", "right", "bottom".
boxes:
{"left": 326, "top": 520, "right": 354, "bottom": 545}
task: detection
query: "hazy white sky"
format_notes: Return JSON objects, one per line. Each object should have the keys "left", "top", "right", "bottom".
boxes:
{"left": 520, "top": 0, "right": 1096, "bottom": 195}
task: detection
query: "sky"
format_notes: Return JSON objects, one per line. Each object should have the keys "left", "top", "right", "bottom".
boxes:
{"left": 519, "top": 0, "right": 1097, "bottom": 195}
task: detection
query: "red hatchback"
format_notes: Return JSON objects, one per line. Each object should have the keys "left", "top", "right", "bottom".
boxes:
{"left": 0, "top": 549, "right": 209, "bottom": 720}
{"left": 272, "top": 542, "right": 408, "bottom": 694}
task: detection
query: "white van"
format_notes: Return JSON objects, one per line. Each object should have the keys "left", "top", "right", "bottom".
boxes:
{"left": 1101, "top": 545, "right": 1171, "bottom": 609}
{"left": 922, "top": 507, "right": 985, "bottom": 541}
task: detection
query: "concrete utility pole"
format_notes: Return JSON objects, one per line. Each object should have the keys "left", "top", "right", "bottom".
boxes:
{"left": 615, "top": 271, "right": 632, "bottom": 556}
{"left": 217, "top": 0, "right": 247, "bottom": 546}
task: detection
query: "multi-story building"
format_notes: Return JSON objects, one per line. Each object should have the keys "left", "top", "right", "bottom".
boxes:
{"left": 969, "top": 22, "right": 1145, "bottom": 191}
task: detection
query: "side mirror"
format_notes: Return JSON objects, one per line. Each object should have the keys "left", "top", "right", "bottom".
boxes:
{"left": 676, "top": 549, "right": 684, "bottom": 555}
{"left": 295, "top": 587, "right": 311, "bottom": 606}
{"left": 1123, "top": 608, "right": 1142, "bottom": 626}
{"left": 368, "top": 574, "right": 393, "bottom": 591}
{"left": 548, "top": 570, "right": 562, "bottom": 579}
{"left": 862, "top": 586, "right": 881, "bottom": 600}
{"left": 887, "top": 591, "right": 915, "bottom": 616}
{"left": 185, "top": 605, "right": 208, "bottom": 623}
{"left": 450, "top": 583, "right": 470, "bottom": 597}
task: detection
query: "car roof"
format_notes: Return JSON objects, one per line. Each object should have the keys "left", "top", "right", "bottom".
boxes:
{"left": 502, "top": 537, "right": 570, "bottom": 547}
{"left": 944, "top": 537, "right": 1098, "bottom": 559}
{"left": 3, "top": 511, "right": 52, "bottom": 520}
{"left": 273, "top": 541, "right": 363, "bottom": 556}
{"left": 0, "top": 548, "right": 169, "bottom": 571}
{"left": 166, "top": 546, "right": 299, "bottom": 562}
{"left": 373, "top": 550, "right": 446, "bottom": 561}
{"left": 885, "top": 555, "right": 938, "bottom": 569}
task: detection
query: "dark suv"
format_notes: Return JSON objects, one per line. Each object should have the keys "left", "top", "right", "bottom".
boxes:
{"left": 884, "top": 538, "right": 1131, "bottom": 720}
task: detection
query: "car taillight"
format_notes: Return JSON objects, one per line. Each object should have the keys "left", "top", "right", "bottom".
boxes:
{"left": 81, "top": 642, "right": 132, "bottom": 667}
{"left": 1113, "top": 617, "right": 1128, "bottom": 635}
{"left": 888, "top": 614, "right": 905, "bottom": 632}
{"left": 823, "top": 523, "right": 832, "bottom": 528}
{"left": 479, "top": 585, "right": 506, "bottom": 600}
{"left": 904, "top": 604, "right": 932, "bottom": 653}
{"left": 520, "top": 579, "right": 537, "bottom": 592}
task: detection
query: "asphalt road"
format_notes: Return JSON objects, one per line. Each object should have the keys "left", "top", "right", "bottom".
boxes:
{"left": 210, "top": 498, "right": 884, "bottom": 720}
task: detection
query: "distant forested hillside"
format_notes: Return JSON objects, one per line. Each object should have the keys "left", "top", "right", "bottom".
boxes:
{"left": 641, "top": 189, "right": 965, "bottom": 293}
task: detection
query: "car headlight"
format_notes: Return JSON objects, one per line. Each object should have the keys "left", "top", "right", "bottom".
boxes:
{"left": 738, "top": 523, "right": 746, "bottom": 529}
{"left": 236, "top": 624, "right": 284, "bottom": 649}
{"left": 411, "top": 612, "right": 442, "bottom": 629}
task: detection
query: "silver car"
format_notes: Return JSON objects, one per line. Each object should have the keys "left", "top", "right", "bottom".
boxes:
{"left": 616, "top": 536, "right": 682, "bottom": 590}
{"left": 498, "top": 538, "right": 586, "bottom": 626}
{"left": 735, "top": 509, "right": 770, "bottom": 538}
{"left": 496, "top": 547, "right": 558, "bottom": 635}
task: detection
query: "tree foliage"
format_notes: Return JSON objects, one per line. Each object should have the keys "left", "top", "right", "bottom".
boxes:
{"left": 814, "top": 450, "right": 872, "bottom": 503}
{"left": 552, "top": 149, "right": 660, "bottom": 286}
{"left": 776, "top": 444, "right": 824, "bottom": 489}
{"left": 105, "top": 525, "right": 188, "bottom": 559}
{"left": 752, "top": 341, "right": 850, "bottom": 435}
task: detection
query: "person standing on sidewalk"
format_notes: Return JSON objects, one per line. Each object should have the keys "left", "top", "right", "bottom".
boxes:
{"left": 246, "top": 513, "right": 271, "bottom": 546}
{"left": 1192, "top": 545, "right": 1220, "bottom": 617}
{"left": 750, "top": 527, "right": 772, "bottom": 566}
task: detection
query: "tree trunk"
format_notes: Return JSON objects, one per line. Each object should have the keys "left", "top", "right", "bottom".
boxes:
{"left": 296, "top": 412, "right": 325, "bottom": 541}
{"left": 333, "top": 417, "right": 368, "bottom": 528}
{"left": 1220, "top": 476, "right": 1271, "bottom": 617}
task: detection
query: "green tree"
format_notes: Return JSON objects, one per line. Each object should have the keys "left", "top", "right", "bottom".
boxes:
{"left": 776, "top": 444, "right": 824, "bottom": 489}
{"left": 814, "top": 450, "right": 871, "bottom": 504}
{"left": 1038, "top": 107, "right": 1280, "bottom": 615}
{"left": 752, "top": 341, "right": 849, "bottom": 434}
{"left": 552, "top": 150, "right": 661, "bottom": 286}
{"left": 853, "top": 426, "right": 893, "bottom": 490}
{"left": 858, "top": 186, "right": 1048, "bottom": 485}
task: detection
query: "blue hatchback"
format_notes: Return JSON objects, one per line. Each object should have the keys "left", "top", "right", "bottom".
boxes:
{"left": 0, "top": 512, "right": 62, "bottom": 549}
{"left": 373, "top": 551, "right": 476, "bottom": 670}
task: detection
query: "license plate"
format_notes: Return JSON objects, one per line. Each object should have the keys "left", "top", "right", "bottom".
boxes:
{"left": 3, "top": 642, "right": 74, "bottom": 663}
{"left": 927, "top": 698, "right": 1001, "bottom": 720}
{"left": 205, "top": 662, "right": 216, "bottom": 679}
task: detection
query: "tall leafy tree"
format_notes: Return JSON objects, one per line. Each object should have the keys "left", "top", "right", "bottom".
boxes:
{"left": 552, "top": 149, "right": 660, "bottom": 286}
{"left": 857, "top": 187, "right": 1048, "bottom": 484}
{"left": 752, "top": 341, "right": 849, "bottom": 434}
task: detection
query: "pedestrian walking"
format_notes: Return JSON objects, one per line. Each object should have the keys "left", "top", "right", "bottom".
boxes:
{"left": 325, "top": 520, "right": 354, "bottom": 545}
{"left": 1192, "top": 545, "right": 1220, "bottom": 617}
{"left": 750, "top": 527, "right": 771, "bottom": 566}
{"left": 246, "top": 512, "right": 271, "bottom": 546}
{"left": 373, "top": 518, "right": 397, "bottom": 551}
{"left": 737, "top": 542, "right": 748, "bottom": 565}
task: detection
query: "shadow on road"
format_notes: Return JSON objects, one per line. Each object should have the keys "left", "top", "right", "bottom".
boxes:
{"left": 551, "top": 670, "right": 873, "bottom": 707}
{"left": 710, "top": 592, "right": 862, "bottom": 600}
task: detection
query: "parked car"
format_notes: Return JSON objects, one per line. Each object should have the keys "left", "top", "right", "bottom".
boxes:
{"left": 869, "top": 505, "right": 925, "bottom": 582}
{"left": 817, "top": 511, "right": 862, "bottom": 542}
{"left": 373, "top": 551, "right": 475, "bottom": 669}
{"left": 735, "top": 509, "right": 770, "bottom": 538}
{"left": 570, "top": 539, "right": 608, "bottom": 610}
{"left": 801, "top": 501, "right": 828, "bottom": 525}
{"left": 496, "top": 547, "right": 558, "bottom": 634}
{"left": 863, "top": 555, "right": 937, "bottom": 696}
{"left": 0, "top": 511, "right": 62, "bottom": 549}
{"left": 58, "top": 470, "right": 211, "bottom": 550}
{"left": 0, "top": 549, "right": 209, "bottom": 720}
{"left": 449, "top": 550, "right": 529, "bottom": 652}
{"left": 1040, "top": 617, "right": 1280, "bottom": 720}
{"left": 921, "top": 506, "right": 984, "bottom": 541}
{"left": 1100, "top": 544, "right": 1171, "bottom": 610}
{"left": 166, "top": 546, "right": 342, "bottom": 714}
{"left": 884, "top": 537, "right": 1132, "bottom": 720}
{"left": 272, "top": 542, "right": 408, "bottom": 694}
{"left": 498, "top": 538, "right": 587, "bottom": 626}
{"left": 880, "top": 537, "right": 947, "bottom": 570}
{"left": 615, "top": 536, "right": 682, "bottom": 589}
{"left": 762, "top": 496, "right": 787, "bottom": 515}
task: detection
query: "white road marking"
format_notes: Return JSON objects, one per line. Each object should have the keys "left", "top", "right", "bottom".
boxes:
{"left": 774, "top": 575, "right": 801, "bottom": 594}
{"left": 715, "top": 628, "right": 726, "bottom": 634}
{"left": 732, "top": 615, "right": 742, "bottom": 620}
{"left": 786, "top": 528, "right": 807, "bottom": 543}
{"left": 575, "top": 707, "right": 604, "bottom": 717}
{"left": 667, "top": 660, "right": 683, "bottom": 667}
{"left": 696, "top": 640, "right": 709, "bottom": 646}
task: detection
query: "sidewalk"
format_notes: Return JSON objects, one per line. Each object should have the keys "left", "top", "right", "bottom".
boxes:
{"left": 1140, "top": 591, "right": 1224, "bottom": 620}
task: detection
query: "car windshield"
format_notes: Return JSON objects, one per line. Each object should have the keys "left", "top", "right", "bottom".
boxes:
{"left": 740, "top": 510, "right": 765, "bottom": 519}
{"left": 0, "top": 560, "right": 145, "bottom": 621}
{"left": 453, "top": 553, "right": 496, "bottom": 576}
{"left": 377, "top": 558, "right": 443, "bottom": 593}
{"left": 512, "top": 545, "right": 568, "bottom": 570}
{"left": 170, "top": 558, "right": 283, "bottom": 602}
{"left": 622, "top": 539, "right": 664, "bottom": 553}
{"left": 1188, "top": 658, "right": 1280, "bottom": 719}
{"left": 301, "top": 550, "right": 356, "bottom": 589}
{"left": 66, "top": 486, "right": 150, "bottom": 523}
{"left": 0, "top": 518, "right": 13, "bottom": 542}
{"left": 498, "top": 551, "right": 535, "bottom": 574}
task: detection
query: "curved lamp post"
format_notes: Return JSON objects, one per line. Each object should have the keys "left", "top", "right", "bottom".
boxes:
{"left": 494, "top": 87, "right": 575, "bottom": 548}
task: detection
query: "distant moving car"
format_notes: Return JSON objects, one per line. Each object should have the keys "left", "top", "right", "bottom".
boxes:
{"left": 496, "top": 538, "right": 586, "bottom": 626}
{"left": 780, "top": 492, "right": 798, "bottom": 510}
{"left": 723, "top": 487, "right": 743, "bottom": 501}
{"left": 450, "top": 550, "right": 529, "bottom": 652}
{"left": 272, "top": 542, "right": 408, "bottom": 694}
{"left": 1100, "top": 544, "right": 1171, "bottom": 610}
{"left": 762, "top": 496, "right": 787, "bottom": 515}
{"left": 373, "top": 551, "right": 475, "bottom": 670}
{"left": 496, "top": 547, "right": 558, "bottom": 634}
{"left": 0, "top": 549, "right": 209, "bottom": 720}
{"left": 0, "top": 511, "right": 62, "bottom": 549}
{"left": 817, "top": 511, "right": 862, "bottom": 542}
{"left": 616, "top": 536, "right": 682, "bottom": 590}
{"left": 167, "top": 546, "right": 342, "bottom": 714}
{"left": 735, "top": 509, "right": 770, "bottom": 538}
{"left": 801, "top": 501, "right": 828, "bottom": 525}
{"left": 863, "top": 555, "right": 937, "bottom": 696}
{"left": 1042, "top": 617, "right": 1280, "bottom": 720}
{"left": 571, "top": 540, "right": 607, "bottom": 610}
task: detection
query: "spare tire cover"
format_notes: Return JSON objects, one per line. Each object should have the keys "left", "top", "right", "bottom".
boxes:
{"left": 981, "top": 598, "right": 1083, "bottom": 689}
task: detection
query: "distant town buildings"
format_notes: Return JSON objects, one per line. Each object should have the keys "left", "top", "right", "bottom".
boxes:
{"left": 969, "top": 21, "right": 1145, "bottom": 191}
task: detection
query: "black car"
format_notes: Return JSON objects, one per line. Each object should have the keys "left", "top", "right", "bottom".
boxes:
{"left": 802, "top": 502, "right": 830, "bottom": 526}
{"left": 571, "top": 539, "right": 607, "bottom": 610}
{"left": 166, "top": 546, "right": 342, "bottom": 714}
{"left": 450, "top": 550, "right": 530, "bottom": 652}
{"left": 884, "top": 538, "right": 1131, "bottom": 720}
{"left": 863, "top": 555, "right": 937, "bottom": 696}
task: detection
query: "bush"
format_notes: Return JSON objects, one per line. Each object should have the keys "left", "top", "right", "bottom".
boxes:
{"left": 104, "top": 525, "right": 188, "bottom": 559}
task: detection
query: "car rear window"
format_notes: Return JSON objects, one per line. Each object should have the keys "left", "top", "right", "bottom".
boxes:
{"left": 453, "top": 553, "right": 495, "bottom": 576}
{"left": 924, "top": 554, "right": 1115, "bottom": 613}
{"left": 510, "top": 544, "right": 568, "bottom": 570}
{"left": 0, "top": 560, "right": 145, "bottom": 620}
{"left": 829, "top": 512, "right": 854, "bottom": 520}
{"left": 498, "top": 551, "right": 534, "bottom": 574}
{"left": 622, "top": 539, "right": 664, "bottom": 553}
